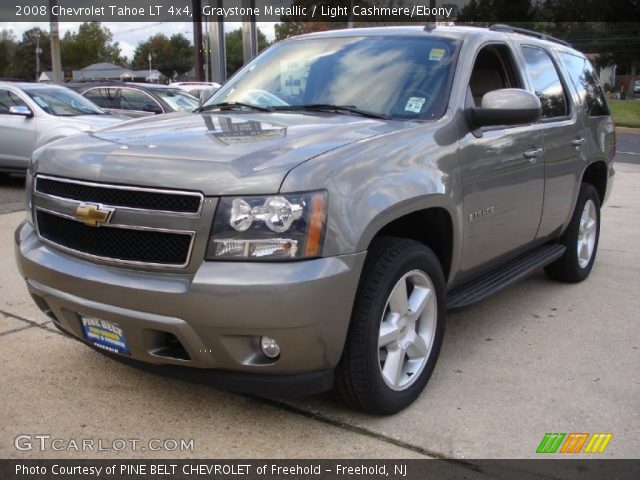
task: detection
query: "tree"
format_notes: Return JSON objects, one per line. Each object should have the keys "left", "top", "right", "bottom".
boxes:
{"left": 8, "top": 28, "right": 51, "bottom": 80}
{"left": 457, "top": 0, "right": 640, "bottom": 98}
{"left": 225, "top": 28, "right": 270, "bottom": 75}
{"left": 61, "top": 22, "right": 123, "bottom": 69}
{"left": 132, "top": 33, "right": 193, "bottom": 79}
{"left": 0, "top": 30, "right": 16, "bottom": 78}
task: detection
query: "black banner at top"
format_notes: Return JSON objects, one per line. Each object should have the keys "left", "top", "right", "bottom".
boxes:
{"left": 2, "top": 0, "right": 640, "bottom": 23}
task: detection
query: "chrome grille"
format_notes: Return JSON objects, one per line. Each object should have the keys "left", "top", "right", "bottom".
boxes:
{"left": 33, "top": 175, "right": 202, "bottom": 268}
{"left": 35, "top": 176, "right": 203, "bottom": 214}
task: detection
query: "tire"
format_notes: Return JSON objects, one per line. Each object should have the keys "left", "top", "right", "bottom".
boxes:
{"left": 335, "top": 237, "right": 446, "bottom": 414}
{"left": 545, "top": 183, "right": 601, "bottom": 283}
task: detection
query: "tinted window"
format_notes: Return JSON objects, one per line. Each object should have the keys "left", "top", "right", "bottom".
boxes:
{"left": 558, "top": 52, "right": 609, "bottom": 117}
{"left": 84, "top": 88, "right": 119, "bottom": 109}
{"left": 0, "top": 89, "right": 28, "bottom": 114}
{"left": 120, "top": 89, "right": 160, "bottom": 112}
{"left": 522, "top": 46, "right": 568, "bottom": 119}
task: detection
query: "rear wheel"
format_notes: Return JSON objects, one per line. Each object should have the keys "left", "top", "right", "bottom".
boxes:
{"left": 335, "top": 237, "right": 446, "bottom": 414}
{"left": 545, "top": 183, "right": 601, "bottom": 283}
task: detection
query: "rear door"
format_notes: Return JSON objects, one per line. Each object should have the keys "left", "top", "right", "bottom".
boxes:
{"left": 83, "top": 87, "right": 122, "bottom": 116}
{"left": 518, "top": 45, "right": 588, "bottom": 238}
{"left": 0, "top": 88, "right": 36, "bottom": 170}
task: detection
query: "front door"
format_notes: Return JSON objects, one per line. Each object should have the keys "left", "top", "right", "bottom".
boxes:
{"left": 458, "top": 43, "right": 546, "bottom": 275}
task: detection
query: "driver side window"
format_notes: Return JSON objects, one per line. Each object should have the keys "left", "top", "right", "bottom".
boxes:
{"left": 468, "top": 45, "right": 523, "bottom": 107}
{"left": 0, "top": 89, "right": 28, "bottom": 114}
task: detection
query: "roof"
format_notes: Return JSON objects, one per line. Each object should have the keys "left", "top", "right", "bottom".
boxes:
{"left": 0, "top": 81, "right": 69, "bottom": 90}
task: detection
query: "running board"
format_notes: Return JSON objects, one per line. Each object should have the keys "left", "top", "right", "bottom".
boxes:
{"left": 447, "top": 244, "right": 566, "bottom": 311}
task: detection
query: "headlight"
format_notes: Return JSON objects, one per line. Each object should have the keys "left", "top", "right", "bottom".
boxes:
{"left": 206, "top": 191, "right": 327, "bottom": 260}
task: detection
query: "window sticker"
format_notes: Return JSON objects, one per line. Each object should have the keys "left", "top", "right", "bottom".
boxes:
{"left": 429, "top": 48, "right": 445, "bottom": 61}
{"left": 405, "top": 97, "right": 426, "bottom": 113}
{"left": 32, "top": 96, "right": 49, "bottom": 108}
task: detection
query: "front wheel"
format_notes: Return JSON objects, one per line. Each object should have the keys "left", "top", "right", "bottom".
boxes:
{"left": 545, "top": 183, "right": 601, "bottom": 283}
{"left": 335, "top": 237, "right": 446, "bottom": 414}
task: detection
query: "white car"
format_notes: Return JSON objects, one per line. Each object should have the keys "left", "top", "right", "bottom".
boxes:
{"left": 0, "top": 82, "right": 125, "bottom": 174}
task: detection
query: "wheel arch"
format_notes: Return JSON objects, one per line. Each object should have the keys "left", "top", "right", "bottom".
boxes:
{"left": 360, "top": 201, "right": 456, "bottom": 283}
{"left": 581, "top": 160, "right": 608, "bottom": 205}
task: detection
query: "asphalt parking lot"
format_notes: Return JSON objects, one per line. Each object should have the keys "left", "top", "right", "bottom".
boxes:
{"left": 0, "top": 133, "right": 638, "bottom": 460}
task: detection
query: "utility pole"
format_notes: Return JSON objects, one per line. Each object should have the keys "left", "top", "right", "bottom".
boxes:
{"left": 49, "top": 0, "right": 62, "bottom": 84}
{"left": 192, "top": 0, "right": 205, "bottom": 81}
{"left": 35, "top": 33, "right": 42, "bottom": 81}
{"left": 241, "top": 0, "right": 257, "bottom": 65}
{"left": 207, "top": 1, "right": 226, "bottom": 84}
{"left": 148, "top": 52, "right": 152, "bottom": 83}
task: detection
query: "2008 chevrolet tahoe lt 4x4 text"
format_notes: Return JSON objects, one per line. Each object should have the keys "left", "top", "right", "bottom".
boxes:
{"left": 15, "top": 25, "right": 615, "bottom": 414}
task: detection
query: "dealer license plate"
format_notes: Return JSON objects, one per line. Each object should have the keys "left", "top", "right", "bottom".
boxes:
{"left": 81, "top": 316, "right": 129, "bottom": 354}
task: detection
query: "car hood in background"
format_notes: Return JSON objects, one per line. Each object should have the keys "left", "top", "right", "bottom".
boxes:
{"left": 34, "top": 112, "right": 410, "bottom": 195}
{"left": 59, "top": 114, "right": 126, "bottom": 131}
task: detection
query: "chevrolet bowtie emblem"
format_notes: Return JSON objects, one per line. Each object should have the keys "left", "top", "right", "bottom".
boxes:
{"left": 74, "top": 203, "right": 114, "bottom": 226}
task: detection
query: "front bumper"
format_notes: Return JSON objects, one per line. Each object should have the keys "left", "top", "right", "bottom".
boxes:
{"left": 15, "top": 221, "right": 366, "bottom": 396}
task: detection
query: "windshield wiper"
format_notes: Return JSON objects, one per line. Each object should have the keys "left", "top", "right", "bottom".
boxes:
{"left": 273, "top": 104, "right": 389, "bottom": 120}
{"left": 195, "top": 102, "right": 273, "bottom": 113}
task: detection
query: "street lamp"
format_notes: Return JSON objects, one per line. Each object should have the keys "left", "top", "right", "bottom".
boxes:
{"left": 148, "top": 51, "right": 152, "bottom": 83}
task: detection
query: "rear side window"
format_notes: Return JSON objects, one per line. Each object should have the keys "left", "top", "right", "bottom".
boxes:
{"left": 0, "top": 89, "right": 28, "bottom": 114}
{"left": 521, "top": 46, "right": 568, "bottom": 119}
{"left": 121, "top": 89, "right": 160, "bottom": 112}
{"left": 558, "top": 52, "right": 609, "bottom": 117}
{"left": 84, "top": 88, "right": 119, "bottom": 109}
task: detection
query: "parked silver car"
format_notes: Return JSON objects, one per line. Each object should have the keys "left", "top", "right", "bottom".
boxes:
{"left": 0, "top": 82, "right": 125, "bottom": 173}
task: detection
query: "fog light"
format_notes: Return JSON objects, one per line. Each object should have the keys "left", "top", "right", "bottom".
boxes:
{"left": 260, "top": 336, "right": 280, "bottom": 358}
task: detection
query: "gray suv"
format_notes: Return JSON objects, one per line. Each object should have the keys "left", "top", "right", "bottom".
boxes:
{"left": 15, "top": 25, "right": 615, "bottom": 414}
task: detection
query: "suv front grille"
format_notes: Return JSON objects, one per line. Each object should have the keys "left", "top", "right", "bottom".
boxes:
{"left": 36, "top": 211, "right": 193, "bottom": 266}
{"left": 36, "top": 177, "right": 202, "bottom": 213}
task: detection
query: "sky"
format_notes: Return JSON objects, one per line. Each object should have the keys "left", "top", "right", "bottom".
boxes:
{"left": 0, "top": 21, "right": 277, "bottom": 61}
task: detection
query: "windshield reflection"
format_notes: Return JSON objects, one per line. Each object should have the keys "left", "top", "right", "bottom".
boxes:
{"left": 207, "top": 35, "right": 460, "bottom": 120}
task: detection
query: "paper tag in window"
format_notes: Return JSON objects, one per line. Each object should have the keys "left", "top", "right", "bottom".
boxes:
{"left": 32, "top": 96, "right": 48, "bottom": 108}
{"left": 405, "top": 97, "right": 426, "bottom": 113}
{"left": 429, "top": 48, "right": 445, "bottom": 61}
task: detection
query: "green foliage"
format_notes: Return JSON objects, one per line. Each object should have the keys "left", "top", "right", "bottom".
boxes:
{"left": 8, "top": 28, "right": 51, "bottom": 80}
{"left": 225, "top": 29, "right": 270, "bottom": 76}
{"left": 0, "top": 29, "right": 16, "bottom": 78}
{"left": 132, "top": 33, "right": 193, "bottom": 79}
{"left": 61, "top": 22, "right": 123, "bottom": 69}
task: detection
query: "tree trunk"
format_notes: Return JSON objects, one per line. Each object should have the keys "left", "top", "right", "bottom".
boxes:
{"left": 627, "top": 58, "right": 637, "bottom": 99}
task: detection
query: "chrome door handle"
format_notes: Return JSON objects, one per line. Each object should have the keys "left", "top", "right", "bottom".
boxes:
{"left": 571, "top": 137, "right": 585, "bottom": 148}
{"left": 524, "top": 147, "right": 544, "bottom": 161}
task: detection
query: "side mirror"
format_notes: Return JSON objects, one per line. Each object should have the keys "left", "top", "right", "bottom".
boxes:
{"left": 468, "top": 89, "right": 541, "bottom": 128}
{"left": 9, "top": 105, "right": 34, "bottom": 118}
{"left": 142, "top": 104, "right": 163, "bottom": 114}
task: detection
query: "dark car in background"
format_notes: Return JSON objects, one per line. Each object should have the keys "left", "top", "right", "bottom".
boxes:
{"left": 66, "top": 81, "right": 199, "bottom": 118}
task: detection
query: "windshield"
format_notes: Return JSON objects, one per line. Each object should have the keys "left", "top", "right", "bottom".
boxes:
{"left": 206, "top": 35, "right": 460, "bottom": 120}
{"left": 153, "top": 88, "right": 199, "bottom": 111}
{"left": 24, "top": 87, "right": 104, "bottom": 116}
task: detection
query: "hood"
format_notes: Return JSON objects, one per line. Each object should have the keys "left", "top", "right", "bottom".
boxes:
{"left": 59, "top": 114, "right": 125, "bottom": 131}
{"left": 34, "top": 111, "right": 408, "bottom": 195}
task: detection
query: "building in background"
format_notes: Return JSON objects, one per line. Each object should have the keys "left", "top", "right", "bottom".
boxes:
{"left": 39, "top": 62, "right": 165, "bottom": 84}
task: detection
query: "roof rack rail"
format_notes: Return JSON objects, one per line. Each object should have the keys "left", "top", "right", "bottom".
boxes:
{"left": 489, "top": 24, "right": 571, "bottom": 47}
